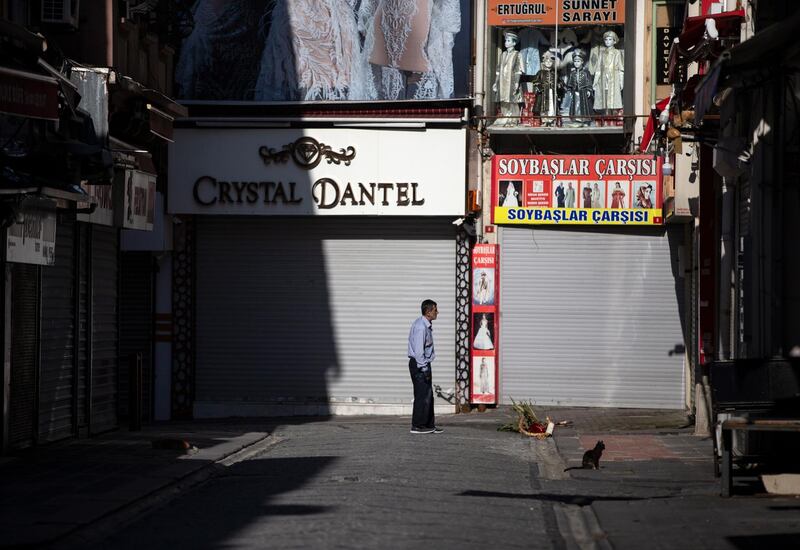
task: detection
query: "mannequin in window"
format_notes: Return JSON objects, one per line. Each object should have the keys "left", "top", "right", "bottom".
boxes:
{"left": 492, "top": 30, "right": 524, "bottom": 127}
{"left": 589, "top": 30, "right": 624, "bottom": 115}
{"left": 532, "top": 51, "right": 561, "bottom": 126}
{"left": 562, "top": 49, "right": 593, "bottom": 127}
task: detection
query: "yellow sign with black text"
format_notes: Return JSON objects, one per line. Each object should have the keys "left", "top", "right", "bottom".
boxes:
{"left": 495, "top": 207, "right": 663, "bottom": 225}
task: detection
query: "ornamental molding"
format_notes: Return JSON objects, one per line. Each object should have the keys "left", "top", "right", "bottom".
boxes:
{"left": 258, "top": 137, "right": 356, "bottom": 170}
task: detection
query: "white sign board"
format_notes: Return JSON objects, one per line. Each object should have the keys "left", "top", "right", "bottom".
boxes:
{"left": 117, "top": 170, "right": 156, "bottom": 231}
{"left": 6, "top": 210, "right": 57, "bottom": 265}
{"left": 168, "top": 127, "right": 466, "bottom": 216}
{"left": 77, "top": 183, "right": 114, "bottom": 226}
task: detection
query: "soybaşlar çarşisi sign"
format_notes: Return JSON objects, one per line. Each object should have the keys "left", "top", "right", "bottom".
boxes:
{"left": 492, "top": 154, "right": 664, "bottom": 226}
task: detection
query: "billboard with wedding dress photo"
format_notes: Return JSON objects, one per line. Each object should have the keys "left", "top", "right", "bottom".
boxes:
{"left": 176, "top": 0, "right": 472, "bottom": 102}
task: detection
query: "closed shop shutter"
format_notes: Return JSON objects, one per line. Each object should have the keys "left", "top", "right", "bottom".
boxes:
{"left": 77, "top": 223, "right": 89, "bottom": 431}
{"left": 9, "top": 264, "right": 38, "bottom": 449}
{"left": 119, "top": 252, "right": 154, "bottom": 422}
{"left": 38, "top": 218, "right": 77, "bottom": 442}
{"left": 90, "top": 225, "right": 118, "bottom": 433}
{"left": 194, "top": 217, "right": 456, "bottom": 413}
{"left": 499, "top": 226, "right": 685, "bottom": 409}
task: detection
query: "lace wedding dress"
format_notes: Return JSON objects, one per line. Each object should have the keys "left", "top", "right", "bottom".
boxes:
{"left": 255, "top": 0, "right": 370, "bottom": 101}
{"left": 358, "top": 0, "right": 461, "bottom": 100}
{"left": 176, "top": 1, "right": 267, "bottom": 100}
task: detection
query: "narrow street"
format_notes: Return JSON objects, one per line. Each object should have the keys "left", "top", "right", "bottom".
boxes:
{"left": 87, "top": 416, "right": 563, "bottom": 550}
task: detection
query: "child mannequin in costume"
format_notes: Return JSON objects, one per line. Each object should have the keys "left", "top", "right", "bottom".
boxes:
{"left": 492, "top": 30, "right": 524, "bottom": 127}
{"left": 532, "top": 51, "right": 560, "bottom": 126}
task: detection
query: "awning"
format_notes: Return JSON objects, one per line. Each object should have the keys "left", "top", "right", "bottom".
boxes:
{"left": 0, "top": 65, "right": 59, "bottom": 120}
{"left": 640, "top": 96, "right": 671, "bottom": 153}
{"left": 668, "top": 10, "right": 746, "bottom": 82}
{"left": 717, "top": 8, "right": 800, "bottom": 86}
{"left": 110, "top": 73, "right": 187, "bottom": 142}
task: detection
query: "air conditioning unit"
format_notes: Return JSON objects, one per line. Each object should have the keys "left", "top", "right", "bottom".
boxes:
{"left": 41, "top": 0, "right": 80, "bottom": 28}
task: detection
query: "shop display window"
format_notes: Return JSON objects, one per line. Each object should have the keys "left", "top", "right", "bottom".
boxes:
{"left": 488, "top": 1, "right": 627, "bottom": 129}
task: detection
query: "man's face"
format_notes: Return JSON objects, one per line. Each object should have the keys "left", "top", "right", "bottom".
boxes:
{"left": 604, "top": 34, "right": 615, "bottom": 47}
{"left": 505, "top": 36, "right": 516, "bottom": 49}
{"left": 574, "top": 56, "right": 583, "bottom": 68}
{"left": 543, "top": 55, "right": 553, "bottom": 69}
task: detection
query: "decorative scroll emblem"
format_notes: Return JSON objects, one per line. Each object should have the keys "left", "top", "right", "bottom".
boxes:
{"left": 259, "top": 137, "right": 356, "bottom": 170}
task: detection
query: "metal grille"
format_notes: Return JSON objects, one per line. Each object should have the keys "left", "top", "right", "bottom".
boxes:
{"left": 455, "top": 229, "right": 472, "bottom": 409}
{"left": 171, "top": 215, "right": 195, "bottom": 419}
{"left": 38, "top": 218, "right": 76, "bottom": 443}
{"left": 500, "top": 226, "right": 686, "bottom": 409}
{"left": 194, "top": 217, "right": 456, "bottom": 410}
{"left": 9, "top": 264, "right": 39, "bottom": 449}
{"left": 90, "top": 225, "right": 119, "bottom": 434}
{"left": 119, "top": 252, "right": 154, "bottom": 422}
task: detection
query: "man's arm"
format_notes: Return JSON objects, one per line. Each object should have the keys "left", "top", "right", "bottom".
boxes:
{"left": 409, "top": 321, "right": 427, "bottom": 367}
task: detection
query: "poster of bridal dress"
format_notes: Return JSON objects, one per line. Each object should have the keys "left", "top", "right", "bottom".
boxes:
{"left": 176, "top": 0, "right": 471, "bottom": 102}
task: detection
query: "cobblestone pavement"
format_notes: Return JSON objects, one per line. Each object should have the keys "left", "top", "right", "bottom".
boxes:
{"left": 85, "top": 414, "right": 563, "bottom": 550}
{"left": 4, "top": 407, "right": 800, "bottom": 550}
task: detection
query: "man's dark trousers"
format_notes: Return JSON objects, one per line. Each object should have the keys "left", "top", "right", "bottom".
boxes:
{"left": 409, "top": 358, "right": 434, "bottom": 428}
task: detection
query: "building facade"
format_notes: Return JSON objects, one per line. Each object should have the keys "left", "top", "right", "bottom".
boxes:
{"left": 0, "top": 2, "right": 183, "bottom": 452}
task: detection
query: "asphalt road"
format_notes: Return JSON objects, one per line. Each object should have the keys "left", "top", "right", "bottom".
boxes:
{"left": 89, "top": 416, "right": 565, "bottom": 550}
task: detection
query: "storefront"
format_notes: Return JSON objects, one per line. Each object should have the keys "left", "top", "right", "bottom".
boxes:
{"left": 169, "top": 125, "right": 467, "bottom": 416}
{"left": 491, "top": 155, "right": 686, "bottom": 408}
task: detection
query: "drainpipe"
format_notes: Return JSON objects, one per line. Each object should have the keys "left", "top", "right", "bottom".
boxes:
{"left": 474, "top": 0, "right": 487, "bottom": 239}
{"left": 106, "top": 0, "right": 114, "bottom": 67}
{"left": 718, "top": 177, "right": 735, "bottom": 359}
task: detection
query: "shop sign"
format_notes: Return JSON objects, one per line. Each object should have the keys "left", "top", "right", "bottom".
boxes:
{"left": 6, "top": 209, "right": 57, "bottom": 265}
{"left": 488, "top": 0, "right": 625, "bottom": 27}
{"left": 492, "top": 154, "right": 663, "bottom": 226}
{"left": 656, "top": 27, "right": 679, "bottom": 85}
{"left": 168, "top": 128, "right": 466, "bottom": 217}
{"left": 116, "top": 170, "right": 155, "bottom": 231}
{"left": 471, "top": 244, "right": 499, "bottom": 405}
{"left": 77, "top": 183, "right": 114, "bottom": 226}
{"left": 0, "top": 66, "right": 60, "bottom": 120}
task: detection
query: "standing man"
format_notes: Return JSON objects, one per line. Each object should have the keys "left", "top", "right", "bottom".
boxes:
{"left": 408, "top": 299, "right": 443, "bottom": 434}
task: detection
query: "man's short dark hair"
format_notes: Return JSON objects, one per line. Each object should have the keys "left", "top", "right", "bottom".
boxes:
{"left": 421, "top": 299, "right": 437, "bottom": 315}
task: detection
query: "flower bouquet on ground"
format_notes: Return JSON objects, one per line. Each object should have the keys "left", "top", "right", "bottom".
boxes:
{"left": 498, "top": 398, "right": 552, "bottom": 439}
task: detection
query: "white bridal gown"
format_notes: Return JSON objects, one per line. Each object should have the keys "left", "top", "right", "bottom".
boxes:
{"left": 255, "top": 0, "right": 370, "bottom": 101}
{"left": 473, "top": 321, "right": 494, "bottom": 350}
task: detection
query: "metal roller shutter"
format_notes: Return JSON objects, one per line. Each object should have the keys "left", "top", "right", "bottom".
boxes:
{"left": 119, "top": 252, "right": 154, "bottom": 422}
{"left": 38, "top": 218, "right": 77, "bottom": 442}
{"left": 77, "top": 223, "right": 89, "bottom": 431}
{"left": 500, "top": 226, "right": 685, "bottom": 409}
{"left": 90, "top": 225, "right": 118, "bottom": 433}
{"left": 195, "top": 217, "right": 456, "bottom": 413}
{"left": 9, "top": 264, "right": 39, "bottom": 449}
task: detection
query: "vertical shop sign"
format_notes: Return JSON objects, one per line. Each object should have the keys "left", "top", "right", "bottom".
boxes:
{"left": 656, "top": 27, "right": 679, "bottom": 85}
{"left": 471, "top": 244, "right": 500, "bottom": 405}
{"left": 77, "top": 183, "right": 114, "bottom": 226}
{"left": 116, "top": 170, "right": 156, "bottom": 231}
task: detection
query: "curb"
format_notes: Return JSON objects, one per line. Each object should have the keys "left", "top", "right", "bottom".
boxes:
{"left": 49, "top": 433, "right": 277, "bottom": 550}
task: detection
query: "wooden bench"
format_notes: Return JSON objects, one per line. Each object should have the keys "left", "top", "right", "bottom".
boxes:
{"left": 710, "top": 359, "right": 800, "bottom": 497}
{"left": 720, "top": 419, "right": 800, "bottom": 497}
